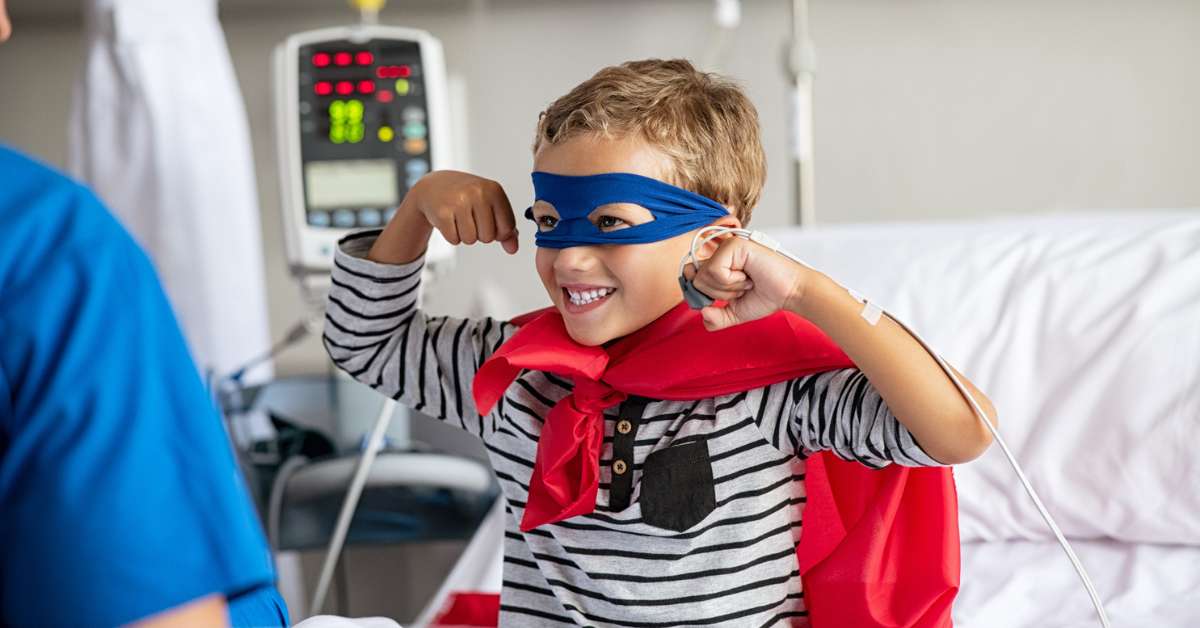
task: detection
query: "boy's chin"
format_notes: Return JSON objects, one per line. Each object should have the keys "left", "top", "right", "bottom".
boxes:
{"left": 561, "top": 315, "right": 630, "bottom": 347}
{"left": 563, "top": 324, "right": 615, "bottom": 347}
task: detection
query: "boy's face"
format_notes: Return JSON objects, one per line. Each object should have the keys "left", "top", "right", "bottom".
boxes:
{"left": 532, "top": 133, "right": 741, "bottom": 347}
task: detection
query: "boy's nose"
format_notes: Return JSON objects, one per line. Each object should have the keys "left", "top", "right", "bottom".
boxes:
{"left": 553, "top": 245, "right": 602, "bottom": 273}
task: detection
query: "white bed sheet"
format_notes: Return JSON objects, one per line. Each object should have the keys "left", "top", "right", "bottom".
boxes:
{"left": 765, "top": 212, "right": 1200, "bottom": 545}
{"left": 955, "top": 538, "right": 1200, "bottom": 627}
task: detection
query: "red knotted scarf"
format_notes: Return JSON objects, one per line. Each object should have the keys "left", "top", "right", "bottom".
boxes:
{"left": 471, "top": 301, "right": 959, "bottom": 627}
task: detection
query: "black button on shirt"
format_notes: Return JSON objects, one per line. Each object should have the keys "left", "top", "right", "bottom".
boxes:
{"left": 608, "top": 395, "right": 650, "bottom": 512}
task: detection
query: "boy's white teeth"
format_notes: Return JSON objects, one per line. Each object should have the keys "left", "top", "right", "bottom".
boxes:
{"left": 567, "top": 287, "right": 615, "bottom": 304}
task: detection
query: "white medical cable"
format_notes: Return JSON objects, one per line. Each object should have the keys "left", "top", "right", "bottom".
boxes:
{"left": 682, "top": 226, "right": 1112, "bottom": 628}
{"left": 309, "top": 397, "right": 397, "bottom": 615}
{"left": 267, "top": 455, "right": 310, "bottom": 549}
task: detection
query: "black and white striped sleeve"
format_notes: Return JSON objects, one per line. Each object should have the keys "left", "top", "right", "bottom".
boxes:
{"left": 744, "top": 368, "right": 946, "bottom": 468}
{"left": 322, "top": 230, "right": 517, "bottom": 438}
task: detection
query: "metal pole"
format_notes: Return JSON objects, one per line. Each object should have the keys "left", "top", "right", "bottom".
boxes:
{"left": 786, "top": 0, "right": 817, "bottom": 227}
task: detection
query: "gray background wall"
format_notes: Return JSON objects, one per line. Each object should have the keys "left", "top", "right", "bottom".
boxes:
{"left": 2, "top": 0, "right": 1198, "bottom": 619}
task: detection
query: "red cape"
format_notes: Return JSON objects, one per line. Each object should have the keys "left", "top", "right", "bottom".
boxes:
{"left": 458, "top": 303, "right": 958, "bottom": 627}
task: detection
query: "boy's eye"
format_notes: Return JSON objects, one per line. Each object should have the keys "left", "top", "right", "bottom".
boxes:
{"left": 596, "top": 215, "right": 627, "bottom": 230}
{"left": 536, "top": 215, "right": 559, "bottom": 231}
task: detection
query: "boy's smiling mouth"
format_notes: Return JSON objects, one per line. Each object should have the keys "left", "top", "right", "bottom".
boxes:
{"left": 561, "top": 283, "right": 618, "bottom": 314}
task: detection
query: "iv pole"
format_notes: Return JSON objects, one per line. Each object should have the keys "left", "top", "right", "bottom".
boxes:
{"left": 785, "top": 0, "right": 816, "bottom": 227}
{"left": 308, "top": 0, "right": 394, "bottom": 615}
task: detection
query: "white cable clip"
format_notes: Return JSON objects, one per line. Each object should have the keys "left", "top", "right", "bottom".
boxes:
{"left": 748, "top": 229, "right": 782, "bottom": 253}
{"left": 749, "top": 229, "right": 817, "bottom": 271}
{"left": 748, "top": 229, "right": 880, "bottom": 326}
{"left": 846, "top": 287, "right": 883, "bottom": 326}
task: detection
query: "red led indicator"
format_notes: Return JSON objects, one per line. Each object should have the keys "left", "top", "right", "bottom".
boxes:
{"left": 333, "top": 51, "right": 352, "bottom": 66}
{"left": 376, "top": 90, "right": 394, "bottom": 103}
{"left": 374, "top": 65, "right": 414, "bottom": 79}
{"left": 314, "top": 81, "right": 333, "bottom": 96}
{"left": 335, "top": 81, "right": 354, "bottom": 95}
{"left": 312, "top": 52, "right": 331, "bottom": 67}
{"left": 357, "top": 80, "right": 376, "bottom": 94}
{"left": 355, "top": 51, "right": 374, "bottom": 65}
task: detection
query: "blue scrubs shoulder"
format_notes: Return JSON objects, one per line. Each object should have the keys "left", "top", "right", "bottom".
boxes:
{"left": 0, "top": 146, "right": 288, "bottom": 627}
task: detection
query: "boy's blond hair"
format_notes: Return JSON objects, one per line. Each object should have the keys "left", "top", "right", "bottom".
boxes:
{"left": 533, "top": 58, "right": 767, "bottom": 225}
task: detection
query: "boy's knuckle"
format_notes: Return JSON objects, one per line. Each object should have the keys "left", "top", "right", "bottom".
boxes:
{"left": 470, "top": 182, "right": 489, "bottom": 201}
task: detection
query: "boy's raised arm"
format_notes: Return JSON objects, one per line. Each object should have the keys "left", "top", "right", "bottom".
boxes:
{"left": 745, "top": 369, "right": 949, "bottom": 469}
{"left": 323, "top": 171, "right": 521, "bottom": 437}
{"left": 689, "top": 231, "right": 998, "bottom": 467}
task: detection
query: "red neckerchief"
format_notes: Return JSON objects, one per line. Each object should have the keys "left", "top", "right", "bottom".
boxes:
{"left": 472, "top": 301, "right": 959, "bottom": 627}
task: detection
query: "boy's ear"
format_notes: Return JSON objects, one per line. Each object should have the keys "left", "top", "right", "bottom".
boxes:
{"left": 698, "top": 214, "right": 743, "bottom": 257}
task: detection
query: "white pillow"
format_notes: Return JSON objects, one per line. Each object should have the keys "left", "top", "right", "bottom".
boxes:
{"left": 766, "top": 211, "right": 1200, "bottom": 545}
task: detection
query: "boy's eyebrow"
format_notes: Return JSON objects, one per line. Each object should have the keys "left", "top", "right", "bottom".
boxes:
{"left": 530, "top": 201, "right": 657, "bottom": 223}
{"left": 588, "top": 202, "right": 656, "bottom": 222}
{"left": 530, "top": 200, "right": 559, "bottom": 216}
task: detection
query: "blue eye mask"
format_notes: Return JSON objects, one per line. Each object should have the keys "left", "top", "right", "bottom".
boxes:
{"left": 523, "top": 171, "right": 731, "bottom": 248}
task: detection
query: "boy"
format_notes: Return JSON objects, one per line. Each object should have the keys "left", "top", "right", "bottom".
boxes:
{"left": 324, "top": 59, "right": 997, "bottom": 626}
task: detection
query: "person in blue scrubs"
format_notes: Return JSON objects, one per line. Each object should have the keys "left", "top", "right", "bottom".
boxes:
{"left": 0, "top": 150, "right": 290, "bottom": 628}
{"left": 0, "top": 7, "right": 288, "bottom": 625}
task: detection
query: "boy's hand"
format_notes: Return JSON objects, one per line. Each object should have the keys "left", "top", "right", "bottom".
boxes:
{"left": 369, "top": 170, "right": 519, "bottom": 265}
{"left": 411, "top": 170, "right": 520, "bottom": 253}
{"left": 683, "top": 234, "right": 815, "bottom": 332}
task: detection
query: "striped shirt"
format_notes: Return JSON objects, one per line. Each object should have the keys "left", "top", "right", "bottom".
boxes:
{"left": 323, "top": 231, "right": 946, "bottom": 627}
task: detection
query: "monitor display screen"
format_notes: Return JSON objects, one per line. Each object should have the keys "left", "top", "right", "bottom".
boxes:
{"left": 305, "top": 159, "right": 398, "bottom": 210}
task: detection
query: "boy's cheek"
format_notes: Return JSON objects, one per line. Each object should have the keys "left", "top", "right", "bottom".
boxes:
{"left": 535, "top": 248, "right": 558, "bottom": 294}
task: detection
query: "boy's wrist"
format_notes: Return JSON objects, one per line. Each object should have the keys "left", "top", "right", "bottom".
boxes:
{"left": 367, "top": 193, "right": 433, "bottom": 265}
{"left": 785, "top": 270, "right": 839, "bottom": 321}
{"left": 782, "top": 267, "right": 830, "bottom": 317}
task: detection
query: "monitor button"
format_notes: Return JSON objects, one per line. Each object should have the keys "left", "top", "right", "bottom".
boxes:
{"left": 402, "top": 106, "right": 425, "bottom": 122}
{"left": 406, "top": 158, "right": 429, "bottom": 175}
{"left": 403, "top": 138, "right": 428, "bottom": 155}
{"left": 332, "top": 209, "right": 357, "bottom": 228}
{"left": 358, "top": 208, "right": 383, "bottom": 227}
{"left": 307, "top": 210, "right": 331, "bottom": 227}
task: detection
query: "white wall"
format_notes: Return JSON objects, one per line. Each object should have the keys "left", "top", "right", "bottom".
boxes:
{"left": 2, "top": 0, "right": 1198, "bottom": 375}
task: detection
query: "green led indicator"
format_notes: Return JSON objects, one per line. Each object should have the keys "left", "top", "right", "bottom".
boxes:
{"left": 347, "top": 123, "right": 365, "bottom": 143}
{"left": 346, "top": 99, "right": 364, "bottom": 122}
{"left": 329, "top": 123, "right": 346, "bottom": 144}
{"left": 329, "top": 100, "right": 346, "bottom": 120}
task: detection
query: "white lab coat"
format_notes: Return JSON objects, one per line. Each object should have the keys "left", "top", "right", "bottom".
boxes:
{"left": 69, "top": 0, "right": 273, "bottom": 382}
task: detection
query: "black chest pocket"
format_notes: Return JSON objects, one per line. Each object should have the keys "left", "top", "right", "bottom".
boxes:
{"left": 639, "top": 439, "right": 717, "bottom": 532}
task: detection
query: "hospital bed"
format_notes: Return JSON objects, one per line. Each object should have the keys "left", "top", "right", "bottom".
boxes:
{"left": 768, "top": 210, "right": 1200, "bottom": 627}
{"left": 417, "top": 209, "right": 1200, "bottom": 627}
